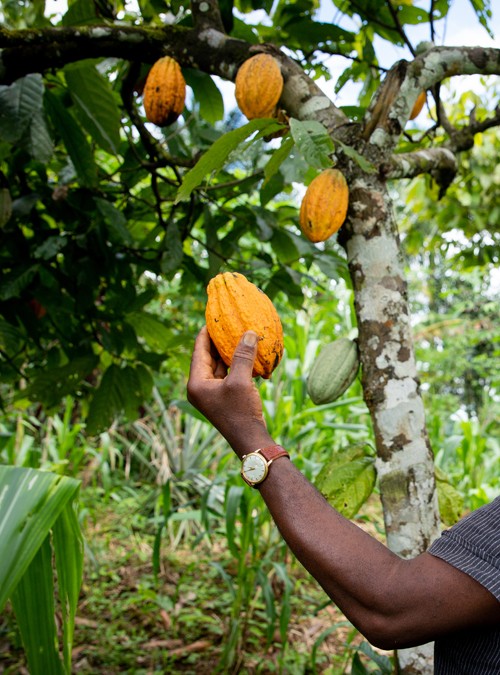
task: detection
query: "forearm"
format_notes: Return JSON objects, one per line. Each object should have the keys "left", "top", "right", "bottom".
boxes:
{"left": 258, "top": 454, "right": 408, "bottom": 647}
{"left": 254, "top": 451, "right": 500, "bottom": 649}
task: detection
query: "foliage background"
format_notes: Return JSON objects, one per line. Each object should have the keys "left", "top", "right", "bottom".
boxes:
{"left": 0, "top": 0, "right": 499, "bottom": 672}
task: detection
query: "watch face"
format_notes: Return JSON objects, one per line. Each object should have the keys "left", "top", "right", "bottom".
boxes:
{"left": 242, "top": 453, "right": 267, "bottom": 484}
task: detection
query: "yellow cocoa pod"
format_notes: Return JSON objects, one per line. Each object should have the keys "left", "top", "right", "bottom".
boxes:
{"left": 299, "top": 168, "right": 349, "bottom": 243}
{"left": 235, "top": 53, "right": 284, "bottom": 120}
{"left": 205, "top": 272, "right": 284, "bottom": 379}
{"left": 409, "top": 91, "right": 426, "bottom": 120}
{"left": 143, "top": 56, "right": 186, "bottom": 126}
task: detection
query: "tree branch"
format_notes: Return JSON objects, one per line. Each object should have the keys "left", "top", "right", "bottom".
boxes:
{"left": 364, "top": 45, "right": 500, "bottom": 150}
{"left": 0, "top": 23, "right": 349, "bottom": 129}
{"left": 380, "top": 147, "right": 457, "bottom": 194}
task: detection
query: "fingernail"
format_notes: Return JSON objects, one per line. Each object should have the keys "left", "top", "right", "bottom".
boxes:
{"left": 243, "top": 332, "right": 258, "bottom": 347}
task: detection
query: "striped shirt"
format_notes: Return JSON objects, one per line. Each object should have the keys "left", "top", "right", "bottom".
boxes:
{"left": 428, "top": 495, "right": 500, "bottom": 674}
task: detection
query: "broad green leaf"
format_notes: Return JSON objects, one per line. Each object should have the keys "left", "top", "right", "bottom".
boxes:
{"left": 260, "top": 171, "right": 284, "bottom": 206}
{"left": 25, "top": 108, "right": 54, "bottom": 163}
{"left": 118, "top": 365, "right": 148, "bottom": 420}
{"left": 160, "top": 222, "right": 184, "bottom": 278}
{"left": 184, "top": 69, "right": 224, "bottom": 125}
{"left": 86, "top": 363, "right": 125, "bottom": 435}
{"left": 20, "top": 356, "right": 99, "bottom": 409}
{"left": 44, "top": 89, "right": 98, "bottom": 188}
{"left": 358, "top": 641, "right": 394, "bottom": 674}
{"left": 86, "top": 362, "right": 152, "bottom": 434}
{"left": 436, "top": 466, "right": 464, "bottom": 525}
{"left": 175, "top": 118, "right": 279, "bottom": 203}
{"left": 126, "top": 311, "right": 173, "bottom": 352}
{"left": 61, "top": 0, "right": 98, "bottom": 25}
{"left": 0, "top": 266, "right": 38, "bottom": 300}
{"left": 351, "top": 651, "right": 370, "bottom": 675}
{"left": 263, "top": 135, "right": 294, "bottom": 184}
{"left": 11, "top": 536, "right": 65, "bottom": 675}
{"left": 0, "top": 318, "right": 25, "bottom": 353}
{"left": 270, "top": 229, "right": 299, "bottom": 264}
{"left": 0, "top": 74, "right": 44, "bottom": 142}
{"left": 336, "top": 138, "right": 376, "bottom": 173}
{"left": 96, "top": 198, "right": 132, "bottom": 243}
{"left": 52, "top": 502, "right": 84, "bottom": 672}
{"left": 289, "top": 118, "right": 334, "bottom": 169}
{"left": 314, "top": 445, "right": 376, "bottom": 518}
{"left": 65, "top": 62, "right": 121, "bottom": 155}
{"left": 0, "top": 465, "right": 81, "bottom": 612}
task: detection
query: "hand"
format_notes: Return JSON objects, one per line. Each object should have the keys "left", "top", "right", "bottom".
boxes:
{"left": 187, "top": 326, "right": 274, "bottom": 458}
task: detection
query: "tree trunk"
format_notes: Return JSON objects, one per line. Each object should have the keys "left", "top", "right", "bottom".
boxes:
{"left": 342, "top": 173, "right": 441, "bottom": 673}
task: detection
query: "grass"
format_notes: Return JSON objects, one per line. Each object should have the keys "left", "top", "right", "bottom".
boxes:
{"left": 0, "top": 486, "right": 390, "bottom": 674}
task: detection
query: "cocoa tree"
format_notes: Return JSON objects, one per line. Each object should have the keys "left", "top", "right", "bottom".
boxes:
{"left": 0, "top": 2, "right": 499, "bottom": 672}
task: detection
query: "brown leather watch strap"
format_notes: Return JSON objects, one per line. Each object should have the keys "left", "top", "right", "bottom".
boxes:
{"left": 258, "top": 444, "right": 290, "bottom": 462}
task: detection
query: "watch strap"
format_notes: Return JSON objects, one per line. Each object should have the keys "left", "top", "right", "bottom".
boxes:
{"left": 258, "top": 444, "right": 289, "bottom": 462}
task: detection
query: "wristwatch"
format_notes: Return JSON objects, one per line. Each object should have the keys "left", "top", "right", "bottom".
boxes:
{"left": 240, "top": 444, "right": 289, "bottom": 487}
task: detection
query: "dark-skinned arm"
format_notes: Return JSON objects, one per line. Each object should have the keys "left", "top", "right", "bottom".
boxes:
{"left": 187, "top": 327, "right": 500, "bottom": 650}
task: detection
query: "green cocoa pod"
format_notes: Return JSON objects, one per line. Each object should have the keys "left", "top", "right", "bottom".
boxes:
{"left": 307, "top": 337, "right": 360, "bottom": 405}
{"left": 0, "top": 188, "right": 12, "bottom": 228}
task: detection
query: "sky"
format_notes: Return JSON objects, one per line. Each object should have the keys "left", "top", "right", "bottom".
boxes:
{"left": 317, "top": 0, "right": 499, "bottom": 105}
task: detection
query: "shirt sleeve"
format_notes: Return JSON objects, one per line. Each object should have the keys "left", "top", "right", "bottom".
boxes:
{"left": 428, "top": 496, "right": 500, "bottom": 602}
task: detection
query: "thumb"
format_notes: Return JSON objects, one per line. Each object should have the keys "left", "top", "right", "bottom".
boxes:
{"left": 229, "top": 331, "right": 259, "bottom": 380}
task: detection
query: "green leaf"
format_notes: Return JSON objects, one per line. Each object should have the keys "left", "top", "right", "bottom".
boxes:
{"left": 467, "top": 0, "right": 494, "bottom": 37}
{"left": 336, "top": 138, "right": 376, "bottom": 173}
{"left": 184, "top": 69, "right": 224, "bottom": 125}
{"left": 0, "top": 74, "right": 44, "bottom": 142}
{"left": 86, "top": 362, "right": 153, "bottom": 434}
{"left": 96, "top": 198, "right": 132, "bottom": 243}
{"left": 225, "top": 485, "right": 244, "bottom": 558}
{"left": 24, "top": 108, "right": 54, "bottom": 163}
{"left": 315, "top": 445, "right": 376, "bottom": 518}
{"left": 435, "top": 466, "right": 465, "bottom": 525}
{"left": 61, "top": 0, "right": 98, "bottom": 25}
{"left": 11, "top": 536, "right": 65, "bottom": 675}
{"left": 86, "top": 363, "right": 125, "bottom": 435}
{"left": 126, "top": 311, "right": 172, "bottom": 352}
{"left": 263, "top": 135, "right": 294, "bottom": 184}
{"left": 289, "top": 118, "right": 335, "bottom": 170}
{"left": 0, "top": 318, "right": 25, "bottom": 354}
{"left": 175, "top": 118, "right": 279, "bottom": 203}
{"left": 65, "top": 62, "right": 121, "bottom": 155}
{"left": 160, "top": 222, "right": 184, "bottom": 278}
{"left": 0, "top": 465, "right": 81, "bottom": 613}
{"left": 52, "top": 501, "right": 84, "bottom": 669}
{"left": 44, "top": 89, "right": 98, "bottom": 188}
{"left": 0, "top": 266, "right": 38, "bottom": 300}
{"left": 20, "top": 356, "right": 99, "bottom": 409}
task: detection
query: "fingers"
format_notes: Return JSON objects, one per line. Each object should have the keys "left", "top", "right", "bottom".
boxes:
{"left": 227, "top": 331, "right": 258, "bottom": 382}
{"left": 189, "top": 326, "right": 215, "bottom": 378}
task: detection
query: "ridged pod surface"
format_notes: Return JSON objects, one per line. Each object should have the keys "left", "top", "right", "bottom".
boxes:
{"left": 307, "top": 338, "right": 360, "bottom": 405}
{"left": 299, "top": 168, "right": 349, "bottom": 243}
{"left": 205, "top": 272, "right": 284, "bottom": 379}
{"left": 235, "top": 54, "right": 284, "bottom": 120}
{"left": 409, "top": 91, "right": 426, "bottom": 120}
{"left": 143, "top": 56, "right": 186, "bottom": 126}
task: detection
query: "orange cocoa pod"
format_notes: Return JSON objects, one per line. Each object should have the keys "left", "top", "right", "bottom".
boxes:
{"left": 205, "top": 272, "right": 284, "bottom": 379}
{"left": 299, "top": 168, "right": 349, "bottom": 243}
{"left": 143, "top": 56, "right": 186, "bottom": 126}
{"left": 235, "top": 53, "right": 284, "bottom": 120}
{"left": 409, "top": 91, "right": 426, "bottom": 120}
